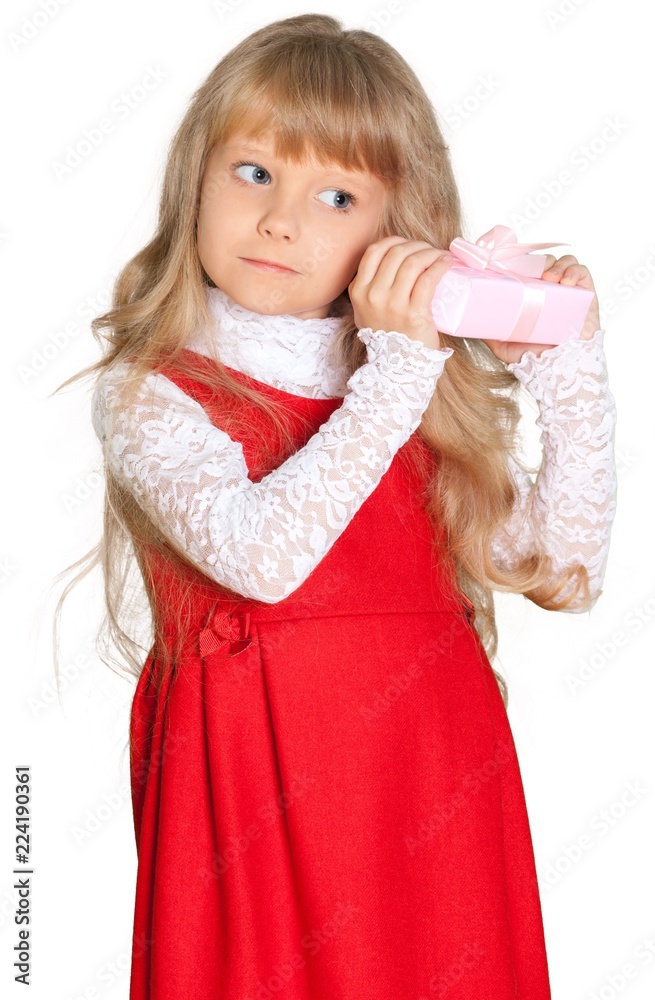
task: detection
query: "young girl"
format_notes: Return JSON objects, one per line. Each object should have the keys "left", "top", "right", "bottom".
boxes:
{"left": 57, "top": 12, "right": 617, "bottom": 1000}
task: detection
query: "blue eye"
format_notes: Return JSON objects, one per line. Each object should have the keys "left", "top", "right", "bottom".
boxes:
{"left": 230, "top": 160, "right": 357, "bottom": 215}
{"left": 316, "top": 189, "right": 356, "bottom": 212}
{"left": 233, "top": 161, "right": 270, "bottom": 185}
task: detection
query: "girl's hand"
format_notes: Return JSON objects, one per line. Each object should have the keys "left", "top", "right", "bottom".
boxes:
{"left": 348, "top": 236, "right": 456, "bottom": 351}
{"left": 482, "top": 254, "right": 601, "bottom": 365}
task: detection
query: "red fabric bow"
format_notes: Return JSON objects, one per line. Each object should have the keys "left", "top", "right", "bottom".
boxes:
{"left": 198, "top": 607, "right": 251, "bottom": 658}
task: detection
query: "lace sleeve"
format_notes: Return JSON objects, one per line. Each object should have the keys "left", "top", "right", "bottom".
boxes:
{"left": 490, "top": 329, "right": 618, "bottom": 612}
{"left": 91, "top": 329, "right": 454, "bottom": 603}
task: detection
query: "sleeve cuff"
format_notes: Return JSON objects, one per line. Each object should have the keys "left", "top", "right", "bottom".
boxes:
{"left": 503, "top": 329, "right": 606, "bottom": 374}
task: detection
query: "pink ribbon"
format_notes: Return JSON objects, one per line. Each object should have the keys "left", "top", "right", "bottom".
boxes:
{"left": 449, "top": 224, "right": 566, "bottom": 277}
{"left": 448, "top": 225, "right": 568, "bottom": 342}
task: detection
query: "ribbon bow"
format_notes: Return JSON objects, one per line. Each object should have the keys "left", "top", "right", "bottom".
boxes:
{"left": 198, "top": 607, "right": 251, "bottom": 658}
{"left": 449, "top": 224, "right": 568, "bottom": 280}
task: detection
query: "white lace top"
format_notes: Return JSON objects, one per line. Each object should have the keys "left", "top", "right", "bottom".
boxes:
{"left": 91, "top": 285, "right": 617, "bottom": 609}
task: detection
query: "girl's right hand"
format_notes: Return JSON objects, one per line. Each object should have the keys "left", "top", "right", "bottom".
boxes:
{"left": 347, "top": 236, "right": 456, "bottom": 351}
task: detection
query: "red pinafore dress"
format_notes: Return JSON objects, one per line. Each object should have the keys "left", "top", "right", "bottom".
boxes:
{"left": 127, "top": 349, "right": 552, "bottom": 1000}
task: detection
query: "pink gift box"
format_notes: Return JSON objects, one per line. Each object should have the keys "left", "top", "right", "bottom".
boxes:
{"left": 431, "top": 224, "right": 595, "bottom": 346}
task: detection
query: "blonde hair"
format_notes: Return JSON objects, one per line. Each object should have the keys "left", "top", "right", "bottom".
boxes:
{"left": 51, "top": 13, "right": 593, "bottom": 711}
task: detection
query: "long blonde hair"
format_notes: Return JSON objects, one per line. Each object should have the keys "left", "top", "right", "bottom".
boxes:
{"left": 51, "top": 13, "right": 593, "bottom": 710}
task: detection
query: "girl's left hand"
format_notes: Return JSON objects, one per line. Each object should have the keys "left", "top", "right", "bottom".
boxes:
{"left": 482, "top": 254, "right": 601, "bottom": 365}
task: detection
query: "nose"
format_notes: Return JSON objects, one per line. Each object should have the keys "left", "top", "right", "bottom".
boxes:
{"left": 256, "top": 189, "right": 300, "bottom": 242}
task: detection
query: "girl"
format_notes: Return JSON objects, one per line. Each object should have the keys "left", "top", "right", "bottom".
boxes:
{"left": 55, "top": 12, "right": 617, "bottom": 1000}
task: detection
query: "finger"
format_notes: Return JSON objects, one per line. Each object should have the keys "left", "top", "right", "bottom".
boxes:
{"left": 410, "top": 252, "right": 457, "bottom": 313}
{"left": 367, "top": 241, "right": 447, "bottom": 296}
{"left": 357, "top": 237, "right": 444, "bottom": 294}
{"left": 348, "top": 237, "right": 414, "bottom": 293}
{"left": 382, "top": 245, "right": 452, "bottom": 294}
{"left": 541, "top": 254, "right": 579, "bottom": 280}
{"left": 560, "top": 264, "right": 591, "bottom": 284}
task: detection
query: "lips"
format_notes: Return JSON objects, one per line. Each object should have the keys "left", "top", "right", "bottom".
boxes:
{"left": 241, "top": 257, "right": 298, "bottom": 274}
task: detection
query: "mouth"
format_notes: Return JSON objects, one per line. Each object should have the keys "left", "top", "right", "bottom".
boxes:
{"left": 240, "top": 257, "right": 299, "bottom": 275}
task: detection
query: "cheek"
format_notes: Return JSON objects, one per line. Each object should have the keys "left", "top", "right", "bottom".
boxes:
{"left": 195, "top": 210, "right": 211, "bottom": 260}
{"left": 338, "top": 229, "right": 374, "bottom": 273}
{"left": 327, "top": 245, "right": 367, "bottom": 293}
{"left": 197, "top": 194, "right": 228, "bottom": 252}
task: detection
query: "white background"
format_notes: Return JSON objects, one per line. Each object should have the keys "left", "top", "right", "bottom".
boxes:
{"left": 2, "top": 0, "right": 653, "bottom": 998}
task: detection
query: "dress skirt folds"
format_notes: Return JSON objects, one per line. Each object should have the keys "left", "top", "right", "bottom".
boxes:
{"left": 127, "top": 350, "right": 552, "bottom": 999}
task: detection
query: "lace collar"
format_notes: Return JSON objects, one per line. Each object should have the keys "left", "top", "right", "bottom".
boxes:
{"left": 186, "top": 285, "right": 352, "bottom": 399}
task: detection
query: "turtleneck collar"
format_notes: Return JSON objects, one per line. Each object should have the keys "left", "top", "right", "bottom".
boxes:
{"left": 185, "top": 284, "right": 353, "bottom": 399}
{"left": 208, "top": 284, "right": 349, "bottom": 336}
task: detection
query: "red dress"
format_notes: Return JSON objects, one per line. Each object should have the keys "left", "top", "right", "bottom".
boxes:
{"left": 128, "top": 350, "right": 552, "bottom": 999}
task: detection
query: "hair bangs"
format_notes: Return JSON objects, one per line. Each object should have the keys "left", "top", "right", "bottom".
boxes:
{"left": 215, "top": 45, "right": 406, "bottom": 186}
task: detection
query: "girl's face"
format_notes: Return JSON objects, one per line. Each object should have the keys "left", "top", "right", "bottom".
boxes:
{"left": 196, "top": 131, "right": 388, "bottom": 319}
